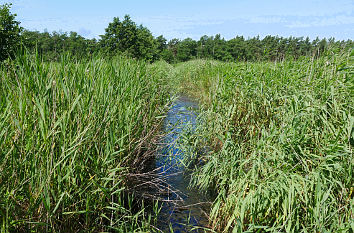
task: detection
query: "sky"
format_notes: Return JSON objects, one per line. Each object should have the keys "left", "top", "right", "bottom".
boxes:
{"left": 1, "top": 0, "right": 354, "bottom": 40}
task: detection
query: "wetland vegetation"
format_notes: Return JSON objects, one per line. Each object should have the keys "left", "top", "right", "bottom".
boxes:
{"left": 1, "top": 3, "right": 353, "bottom": 232}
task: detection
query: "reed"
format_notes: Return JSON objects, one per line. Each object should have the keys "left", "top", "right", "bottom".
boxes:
{"left": 173, "top": 51, "right": 353, "bottom": 232}
{"left": 0, "top": 52, "right": 170, "bottom": 232}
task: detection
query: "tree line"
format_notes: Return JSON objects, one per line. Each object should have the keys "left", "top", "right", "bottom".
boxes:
{"left": 1, "top": 3, "right": 353, "bottom": 63}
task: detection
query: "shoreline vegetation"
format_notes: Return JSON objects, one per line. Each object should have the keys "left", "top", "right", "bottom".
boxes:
{"left": 1, "top": 49, "right": 352, "bottom": 233}
{"left": 172, "top": 52, "right": 353, "bottom": 232}
{"left": 0, "top": 53, "right": 171, "bottom": 232}
{"left": 1, "top": 3, "right": 353, "bottom": 232}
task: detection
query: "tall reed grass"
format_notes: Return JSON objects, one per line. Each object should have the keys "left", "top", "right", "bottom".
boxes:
{"left": 172, "top": 51, "right": 353, "bottom": 232}
{"left": 0, "top": 52, "right": 170, "bottom": 232}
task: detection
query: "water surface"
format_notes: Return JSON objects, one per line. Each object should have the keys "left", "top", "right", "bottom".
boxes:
{"left": 153, "top": 95, "right": 210, "bottom": 232}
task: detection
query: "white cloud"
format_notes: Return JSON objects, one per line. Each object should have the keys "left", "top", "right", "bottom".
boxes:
{"left": 134, "top": 16, "right": 226, "bottom": 39}
{"left": 286, "top": 15, "right": 354, "bottom": 28}
{"left": 248, "top": 16, "right": 287, "bottom": 24}
{"left": 4, "top": 0, "right": 353, "bottom": 40}
{"left": 78, "top": 28, "right": 92, "bottom": 37}
{"left": 135, "top": 12, "right": 354, "bottom": 39}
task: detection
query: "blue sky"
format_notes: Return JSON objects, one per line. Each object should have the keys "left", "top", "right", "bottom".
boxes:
{"left": 2, "top": 0, "right": 353, "bottom": 40}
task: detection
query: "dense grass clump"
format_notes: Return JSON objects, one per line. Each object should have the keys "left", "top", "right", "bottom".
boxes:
{"left": 0, "top": 53, "right": 170, "bottom": 232}
{"left": 173, "top": 52, "right": 353, "bottom": 232}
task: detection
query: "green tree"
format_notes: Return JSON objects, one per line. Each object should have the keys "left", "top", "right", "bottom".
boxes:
{"left": 22, "top": 29, "right": 99, "bottom": 61}
{"left": 155, "top": 35, "right": 167, "bottom": 52}
{"left": 100, "top": 15, "right": 157, "bottom": 61}
{"left": 154, "top": 35, "right": 167, "bottom": 60}
{"left": 211, "top": 34, "right": 231, "bottom": 61}
{"left": 168, "top": 38, "right": 179, "bottom": 56}
{"left": 227, "top": 36, "right": 246, "bottom": 61}
{"left": 176, "top": 38, "right": 197, "bottom": 62}
{"left": 197, "top": 35, "right": 214, "bottom": 59}
{"left": 0, "top": 3, "right": 21, "bottom": 61}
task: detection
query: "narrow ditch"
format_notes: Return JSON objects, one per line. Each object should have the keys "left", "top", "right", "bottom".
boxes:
{"left": 151, "top": 95, "right": 211, "bottom": 232}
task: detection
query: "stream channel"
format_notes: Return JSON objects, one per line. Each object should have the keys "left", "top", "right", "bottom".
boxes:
{"left": 152, "top": 95, "right": 211, "bottom": 232}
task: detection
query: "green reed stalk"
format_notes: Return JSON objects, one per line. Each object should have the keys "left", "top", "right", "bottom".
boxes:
{"left": 0, "top": 52, "right": 170, "bottom": 232}
{"left": 172, "top": 52, "right": 353, "bottom": 232}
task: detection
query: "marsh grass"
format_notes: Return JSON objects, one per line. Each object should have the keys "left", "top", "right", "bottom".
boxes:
{"left": 0, "top": 47, "right": 352, "bottom": 232}
{"left": 0, "top": 52, "right": 170, "bottom": 232}
{"left": 172, "top": 52, "right": 353, "bottom": 232}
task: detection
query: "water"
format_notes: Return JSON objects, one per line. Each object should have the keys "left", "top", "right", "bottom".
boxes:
{"left": 153, "top": 95, "right": 211, "bottom": 232}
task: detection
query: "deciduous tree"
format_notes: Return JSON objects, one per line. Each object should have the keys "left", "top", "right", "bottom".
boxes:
{"left": 0, "top": 3, "right": 21, "bottom": 61}
{"left": 100, "top": 15, "right": 157, "bottom": 61}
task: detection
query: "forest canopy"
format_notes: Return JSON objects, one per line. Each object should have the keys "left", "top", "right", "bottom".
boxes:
{"left": 1, "top": 3, "right": 353, "bottom": 63}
